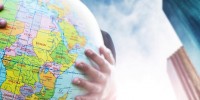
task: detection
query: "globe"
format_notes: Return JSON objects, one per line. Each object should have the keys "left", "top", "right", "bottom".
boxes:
{"left": 0, "top": 0, "right": 103, "bottom": 99}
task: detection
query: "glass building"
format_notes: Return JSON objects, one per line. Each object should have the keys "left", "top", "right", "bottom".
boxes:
{"left": 163, "top": 0, "right": 200, "bottom": 75}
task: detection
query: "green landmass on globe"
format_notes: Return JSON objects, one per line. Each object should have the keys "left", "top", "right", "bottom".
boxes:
{"left": 0, "top": 0, "right": 103, "bottom": 99}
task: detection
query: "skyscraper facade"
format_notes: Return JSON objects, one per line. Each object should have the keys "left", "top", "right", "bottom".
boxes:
{"left": 167, "top": 47, "right": 200, "bottom": 100}
{"left": 163, "top": 0, "right": 200, "bottom": 75}
{"left": 163, "top": 0, "right": 200, "bottom": 99}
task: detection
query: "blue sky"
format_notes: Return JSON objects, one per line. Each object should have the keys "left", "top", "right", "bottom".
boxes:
{"left": 82, "top": 0, "right": 182, "bottom": 100}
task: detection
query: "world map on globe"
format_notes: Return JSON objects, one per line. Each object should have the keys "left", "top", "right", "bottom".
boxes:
{"left": 0, "top": 0, "right": 103, "bottom": 100}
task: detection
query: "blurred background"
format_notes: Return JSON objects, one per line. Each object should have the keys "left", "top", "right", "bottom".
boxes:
{"left": 82, "top": 0, "right": 182, "bottom": 100}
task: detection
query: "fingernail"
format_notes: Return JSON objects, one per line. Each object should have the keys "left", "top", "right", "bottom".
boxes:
{"left": 75, "top": 62, "right": 82, "bottom": 68}
{"left": 0, "top": 19, "right": 7, "bottom": 28}
{"left": 73, "top": 78, "right": 80, "bottom": 84}
{"left": 79, "top": 62, "right": 84, "bottom": 67}
{"left": 75, "top": 97, "right": 81, "bottom": 100}
{"left": 85, "top": 49, "right": 93, "bottom": 55}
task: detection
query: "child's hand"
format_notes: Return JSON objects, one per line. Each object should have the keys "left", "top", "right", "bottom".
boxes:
{"left": 73, "top": 46, "right": 117, "bottom": 100}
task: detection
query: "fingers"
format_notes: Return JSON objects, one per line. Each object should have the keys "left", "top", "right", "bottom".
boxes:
{"left": 0, "top": 19, "right": 7, "bottom": 28}
{"left": 0, "top": 4, "right": 4, "bottom": 11}
{"left": 85, "top": 49, "right": 110, "bottom": 73}
{"left": 0, "top": 4, "right": 6, "bottom": 28}
{"left": 100, "top": 46, "right": 115, "bottom": 65}
{"left": 75, "top": 62, "right": 105, "bottom": 83}
{"left": 73, "top": 78, "right": 101, "bottom": 93}
{"left": 74, "top": 47, "right": 116, "bottom": 100}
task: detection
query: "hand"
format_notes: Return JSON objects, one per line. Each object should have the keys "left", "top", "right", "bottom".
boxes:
{"left": 0, "top": 4, "right": 7, "bottom": 28}
{"left": 73, "top": 46, "right": 117, "bottom": 100}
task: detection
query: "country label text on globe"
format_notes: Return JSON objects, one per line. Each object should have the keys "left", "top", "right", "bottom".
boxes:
{"left": 0, "top": 0, "right": 103, "bottom": 99}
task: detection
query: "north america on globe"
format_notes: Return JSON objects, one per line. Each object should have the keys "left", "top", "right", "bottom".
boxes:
{"left": 0, "top": 0, "right": 103, "bottom": 100}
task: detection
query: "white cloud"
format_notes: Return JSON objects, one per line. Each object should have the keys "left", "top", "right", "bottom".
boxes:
{"left": 83, "top": 0, "right": 182, "bottom": 100}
